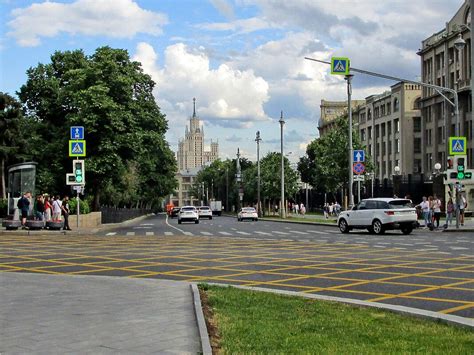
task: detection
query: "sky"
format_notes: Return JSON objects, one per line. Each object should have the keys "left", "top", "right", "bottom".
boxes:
{"left": 0, "top": 0, "right": 466, "bottom": 164}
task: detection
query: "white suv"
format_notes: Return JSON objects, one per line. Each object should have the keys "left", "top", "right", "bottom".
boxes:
{"left": 198, "top": 206, "right": 213, "bottom": 220}
{"left": 178, "top": 206, "right": 199, "bottom": 224}
{"left": 337, "top": 198, "right": 417, "bottom": 235}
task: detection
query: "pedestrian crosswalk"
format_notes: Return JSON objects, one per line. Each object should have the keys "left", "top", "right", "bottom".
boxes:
{"left": 105, "top": 229, "right": 333, "bottom": 237}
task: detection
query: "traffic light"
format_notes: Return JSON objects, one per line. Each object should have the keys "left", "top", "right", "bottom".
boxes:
{"left": 73, "top": 160, "right": 85, "bottom": 184}
{"left": 456, "top": 157, "right": 465, "bottom": 180}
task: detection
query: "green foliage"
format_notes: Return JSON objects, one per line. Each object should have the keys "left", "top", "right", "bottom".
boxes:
{"left": 298, "top": 115, "right": 372, "bottom": 192}
{"left": 0, "top": 198, "right": 7, "bottom": 217}
{"left": 68, "top": 197, "right": 90, "bottom": 214}
{"left": 201, "top": 285, "right": 474, "bottom": 353}
{"left": 17, "top": 47, "right": 177, "bottom": 210}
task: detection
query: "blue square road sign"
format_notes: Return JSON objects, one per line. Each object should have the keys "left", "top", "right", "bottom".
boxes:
{"left": 70, "top": 126, "right": 84, "bottom": 140}
{"left": 353, "top": 150, "right": 365, "bottom": 163}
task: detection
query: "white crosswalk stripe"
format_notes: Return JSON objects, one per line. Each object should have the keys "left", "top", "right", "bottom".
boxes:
{"left": 219, "top": 231, "right": 232, "bottom": 236}
{"left": 164, "top": 232, "right": 174, "bottom": 236}
{"left": 184, "top": 232, "right": 193, "bottom": 236}
{"left": 126, "top": 232, "right": 135, "bottom": 236}
{"left": 105, "top": 232, "right": 116, "bottom": 236}
{"left": 272, "top": 231, "right": 290, "bottom": 235}
{"left": 145, "top": 232, "right": 154, "bottom": 236}
{"left": 289, "top": 230, "right": 309, "bottom": 235}
{"left": 200, "top": 232, "right": 213, "bottom": 236}
{"left": 236, "top": 231, "right": 251, "bottom": 235}
{"left": 255, "top": 231, "right": 272, "bottom": 236}
{"left": 307, "top": 230, "right": 330, "bottom": 235}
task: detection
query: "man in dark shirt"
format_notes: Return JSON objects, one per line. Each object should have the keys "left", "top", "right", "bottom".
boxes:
{"left": 17, "top": 192, "right": 31, "bottom": 228}
{"left": 61, "top": 196, "right": 72, "bottom": 230}
{"left": 35, "top": 195, "right": 45, "bottom": 221}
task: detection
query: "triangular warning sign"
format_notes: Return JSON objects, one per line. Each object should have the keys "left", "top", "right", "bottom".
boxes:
{"left": 334, "top": 60, "right": 346, "bottom": 72}
{"left": 453, "top": 140, "right": 464, "bottom": 152}
{"left": 72, "top": 143, "right": 83, "bottom": 154}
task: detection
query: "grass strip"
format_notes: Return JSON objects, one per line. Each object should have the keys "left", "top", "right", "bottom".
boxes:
{"left": 200, "top": 284, "right": 474, "bottom": 354}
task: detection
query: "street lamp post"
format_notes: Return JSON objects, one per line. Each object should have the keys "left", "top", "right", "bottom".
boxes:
{"left": 236, "top": 148, "right": 242, "bottom": 211}
{"left": 255, "top": 131, "right": 262, "bottom": 217}
{"left": 345, "top": 74, "right": 355, "bottom": 208}
{"left": 279, "top": 111, "right": 286, "bottom": 218}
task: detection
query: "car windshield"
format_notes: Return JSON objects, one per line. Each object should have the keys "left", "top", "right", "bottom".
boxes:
{"left": 242, "top": 208, "right": 256, "bottom": 212}
{"left": 181, "top": 207, "right": 195, "bottom": 212}
{"left": 388, "top": 200, "right": 412, "bottom": 209}
{"left": 199, "top": 207, "right": 210, "bottom": 210}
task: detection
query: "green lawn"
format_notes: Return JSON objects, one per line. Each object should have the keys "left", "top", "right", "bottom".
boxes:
{"left": 200, "top": 285, "right": 474, "bottom": 354}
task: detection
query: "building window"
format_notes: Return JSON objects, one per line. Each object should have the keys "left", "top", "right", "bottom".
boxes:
{"left": 414, "top": 159, "right": 422, "bottom": 173}
{"left": 382, "top": 142, "right": 386, "bottom": 155}
{"left": 368, "top": 126, "right": 372, "bottom": 139}
{"left": 387, "top": 122, "right": 392, "bottom": 136}
{"left": 395, "top": 119, "right": 400, "bottom": 133}
{"left": 388, "top": 142, "right": 392, "bottom": 155}
{"left": 387, "top": 102, "right": 391, "bottom": 115}
{"left": 381, "top": 123, "right": 386, "bottom": 137}
{"left": 361, "top": 129, "right": 366, "bottom": 141}
{"left": 395, "top": 139, "right": 400, "bottom": 153}
{"left": 414, "top": 138, "right": 422, "bottom": 153}
{"left": 438, "top": 126, "right": 444, "bottom": 143}
{"left": 393, "top": 98, "right": 399, "bottom": 112}
{"left": 413, "top": 117, "right": 421, "bottom": 132}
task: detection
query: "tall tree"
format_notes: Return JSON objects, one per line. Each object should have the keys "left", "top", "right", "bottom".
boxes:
{"left": 18, "top": 47, "right": 177, "bottom": 210}
{"left": 298, "top": 115, "right": 371, "bottom": 193}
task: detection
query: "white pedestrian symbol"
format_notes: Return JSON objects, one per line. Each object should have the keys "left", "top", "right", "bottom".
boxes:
{"left": 72, "top": 143, "right": 83, "bottom": 154}
{"left": 334, "top": 60, "right": 346, "bottom": 72}
{"left": 453, "top": 140, "right": 464, "bottom": 152}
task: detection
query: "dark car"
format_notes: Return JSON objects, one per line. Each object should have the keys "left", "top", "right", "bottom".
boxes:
{"left": 170, "top": 207, "right": 181, "bottom": 218}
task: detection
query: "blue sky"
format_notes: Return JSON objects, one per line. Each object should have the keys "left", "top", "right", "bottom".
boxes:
{"left": 1, "top": 0, "right": 465, "bottom": 163}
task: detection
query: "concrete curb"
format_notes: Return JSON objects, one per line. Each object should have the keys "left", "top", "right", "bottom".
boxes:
{"left": 259, "top": 217, "right": 338, "bottom": 227}
{"left": 191, "top": 284, "right": 212, "bottom": 355}
{"left": 203, "top": 282, "right": 473, "bottom": 329}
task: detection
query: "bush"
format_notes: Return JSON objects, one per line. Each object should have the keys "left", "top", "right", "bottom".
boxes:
{"left": 0, "top": 198, "right": 7, "bottom": 217}
{"left": 68, "top": 198, "right": 90, "bottom": 214}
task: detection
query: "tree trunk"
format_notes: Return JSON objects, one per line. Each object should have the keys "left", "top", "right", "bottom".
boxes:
{"left": 0, "top": 157, "right": 5, "bottom": 199}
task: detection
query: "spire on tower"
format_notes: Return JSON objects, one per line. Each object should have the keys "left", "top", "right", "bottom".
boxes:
{"left": 193, "top": 97, "right": 196, "bottom": 118}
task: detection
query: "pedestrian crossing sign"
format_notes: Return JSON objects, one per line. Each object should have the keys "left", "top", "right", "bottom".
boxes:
{"left": 449, "top": 137, "right": 466, "bottom": 155}
{"left": 331, "top": 57, "right": 350, "bottom": 75}
{"left": 69, "top": 140, "right": 86, "bottom": 157}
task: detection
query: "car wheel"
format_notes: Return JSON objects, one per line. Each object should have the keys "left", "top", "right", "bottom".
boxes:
{"left": 372, "top": 219, "right": 385, "bottom": 234}
{"left": 178, "top": 220, "right": 182, "bottom": 224}
{"left": 338, "top": 219, "right": 350, "bottom": 233}
{"left": 210, "top": 217, "right": 212, "bottom": 220}
{"left": 255, "top": 218, "right": 258, "bottom": 222}
{"left": 195, "top": 220, "right": 199, "bottom": 224}
{"left": 401, "top": 226, "right": 413, "bottom": 235}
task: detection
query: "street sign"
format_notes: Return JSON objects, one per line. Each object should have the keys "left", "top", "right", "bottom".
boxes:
{"left": 353, "top": 150, "right": 365, "bottom": 162}
{"left": 70, "top": 126, "right": 84, "bottom": 140}
{"left": 353, "top": 175, "right": 364, "bottom": 182}
{"left": 352, "top": 162, "right": 365, "bottom": 175}
{"left": 69, "top": 140, "right": 86, "bottom": 157}
{"left": 449, "top": 137, "right": 467, "bottom": 155}
{"left": 331, "top": 57, "right": 350, "bottom": 75}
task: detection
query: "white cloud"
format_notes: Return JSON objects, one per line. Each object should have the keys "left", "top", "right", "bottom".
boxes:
{"left": 197, "top": 17, "right": 271, "bottom": 34}
{"left": 7, "top": 0, "right": 168, "bottom": 47}
{"left": 209, "top": 0, "right": 235, "bottom": 19}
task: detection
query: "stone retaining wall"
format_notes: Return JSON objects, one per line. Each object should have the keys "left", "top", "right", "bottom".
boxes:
{"left": 69, "top": 211, "right": 101, "bottom": 228}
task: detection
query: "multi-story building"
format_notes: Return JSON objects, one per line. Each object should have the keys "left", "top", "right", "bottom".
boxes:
{"left": 176, "top": 98, "right": 218, "bottom": 170}
{"left": 356, "top": 83, "right": 422, "bottom": 180}
{"left": 319, "top": 99, "right": 364, "bottom": 137}
{"left": 417, "top": 0, "right": 473, "bottom": 170}
{"left": 171, "top": 99, "right": 219, "bottom": 206}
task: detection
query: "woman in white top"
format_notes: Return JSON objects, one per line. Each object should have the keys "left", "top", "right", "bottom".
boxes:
{"left": 52, "top": 196, "right": 62, "bottom": 221}
{"left": 432, "top": 195, "right": 442, "bottom": 228}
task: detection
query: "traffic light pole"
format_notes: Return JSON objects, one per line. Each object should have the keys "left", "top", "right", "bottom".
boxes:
{"left": 76, "top": 157, "right": 80, "bottom": 229}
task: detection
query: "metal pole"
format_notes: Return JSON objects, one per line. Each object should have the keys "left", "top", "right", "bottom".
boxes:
{"left": 256, "top": 131, "right": 262, "bottom": 217}
{"left": 357, "top": 180, "right": 360, "bottom": 203}
{"left": 279, "top": 111, "right": 286, "bottom": 218}
{"left": 77, "top": 190, "right": 80, "bottom": 229}
{"left": 305, "top": 183, "right": 308, "bottom": 210}
{"left": 345, "top": 74, "right": 354, "bottom": 208}
{"left": 226, "top": 168, "right": 228, "bottom": 212}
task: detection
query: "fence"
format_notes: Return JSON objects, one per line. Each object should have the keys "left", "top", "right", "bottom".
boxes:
{"left": 100, "top": 207, "right": 152, "bottom": 224}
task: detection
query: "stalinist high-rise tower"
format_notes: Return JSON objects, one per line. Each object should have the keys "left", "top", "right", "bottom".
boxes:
{"left": 177, "top": 98, "right": 219, "bottom": 170}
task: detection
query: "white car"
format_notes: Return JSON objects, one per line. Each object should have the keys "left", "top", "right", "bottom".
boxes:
{"left": 178, "top": 206, "right": 199, "bottom": 224}
{"left": 238, "top": 207, "right": 258, "bottom": 222}
{"left": 337, "top": 198, "right": 417, "bottom": 235}
{"left": 198, "top": 206, "right": 213, "bottom": 220}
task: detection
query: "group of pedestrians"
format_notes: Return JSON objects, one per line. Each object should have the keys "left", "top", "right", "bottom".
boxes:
{"left": 323, "top": 202, "right": 341, "bottom": 219}
{"left": 290, "top": 202, "right": 306, "bottom": 216}
{"left": 416, "top": 193, "right": 468, "bottom": 229}
{"left": 17, "top": 192, "right": 71, "bottom": 230}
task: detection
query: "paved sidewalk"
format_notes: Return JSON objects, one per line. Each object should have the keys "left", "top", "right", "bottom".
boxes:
{"left": 0, "top": 273, "right": 201, "bottom": 354}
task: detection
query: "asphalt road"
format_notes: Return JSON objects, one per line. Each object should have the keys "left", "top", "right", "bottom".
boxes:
{"left": 1, "top": 214, "right": 473, "bottom": 319}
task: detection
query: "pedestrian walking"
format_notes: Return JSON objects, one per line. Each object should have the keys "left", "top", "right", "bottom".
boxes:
{"left": 431, "top": 194, "right": 441, "bottom": 229}
{"left": 52, "top": 196, "right": 62, "bottom": 221}
{"left": 329, "top": 203, "right": 334, "bottom": 217}
{"left": 445, "top": 198, "right": 454, "bottom": 227}
{"left": 334, "top": 201, "right": 341, "bottom": 215}
{"left": 35, "top": 194, "right": 45, "bottom": 221}
{"left": 323, "top": 203, "right": 329, "bottom": 219}
{"left": 459, "top": 193, "right": 468, "bottom": 226}
{"left": 17, "top": 192, "right": 31, "bottom": 228}
{"left": 300, "top": 203, "right": 306, "bottom": 216}
{"left": 295, "top": 203, "right": 299, "bottom": 215}
{"left": 44, "top": 195, "right": 52, "bottom": 221}
{"left": 416, "top": 196, "right": 430, "bottom": 228}
{"left": 61, "top": 196, "right": 72, "bottom": 230}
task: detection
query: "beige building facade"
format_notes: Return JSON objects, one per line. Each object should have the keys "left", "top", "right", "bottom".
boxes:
{"left": 418, "top": 0, "right": 473, "bottom": 170}
{"left": 171, "top": 99, "right": 219, "bottom": 206}
{"left": 319, "top": 99, "right": 365, "bottom": 137}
